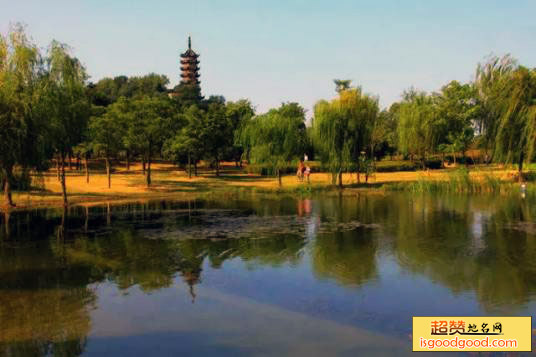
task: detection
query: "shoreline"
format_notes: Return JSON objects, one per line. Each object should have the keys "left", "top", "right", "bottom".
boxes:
{"left": 1, "top": 162, "right": 525, "bottom": 211}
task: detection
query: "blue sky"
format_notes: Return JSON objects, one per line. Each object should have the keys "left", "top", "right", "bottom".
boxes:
{"left": 1, "top": 0, "right": 535, "bottom": 115}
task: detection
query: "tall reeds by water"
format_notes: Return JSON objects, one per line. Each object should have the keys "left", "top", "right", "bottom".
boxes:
{"left": 386, "top": 168, "right": 528, "bottom": 195}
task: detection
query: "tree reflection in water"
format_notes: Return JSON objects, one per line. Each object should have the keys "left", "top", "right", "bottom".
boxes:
{"left": 0, "top": 193, "right": 535, "bottom": 355}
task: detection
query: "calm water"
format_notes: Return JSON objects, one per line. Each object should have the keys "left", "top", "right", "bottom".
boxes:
{"left": 1, "top": 193, "right": 535, "bottom": 356}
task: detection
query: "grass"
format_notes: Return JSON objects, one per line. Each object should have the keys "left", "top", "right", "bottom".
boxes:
{"left": 385, "top": 167, "right": 525, "bottom": 194}
{"left": 2, "top": 161, "right": 528, "bottom": 210}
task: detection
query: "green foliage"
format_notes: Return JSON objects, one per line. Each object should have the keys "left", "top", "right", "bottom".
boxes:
{"left": 240, "top": 103, "right": 306, "bottom": 184}
{"left": 474, "top": 54, "right": 517, "bottom": 156}
{"left": 493, "top": 67, "right": 536, "bottom": 174}
{"left": 227, "top": 99, "right": 255, "bottom": 163}
{"left": 88, "top": 73, "right": 170, "bottom": 106}
{"left": 312, "top": 88, "right": 379, "bottom": 185}
{"left": 375, "top": 160, "right": 416, "bottom": 172}
{"left": 397, "top": 89, "right": 439, "bottom": 166}
{"left": 434, "top": 80, "right": 477, "bottom": 160}
{"left": 372, "top": 104, "right": 398, "bottom": 159}
{"left": 44, "top": 41, "right": 91, "bottom": 157}
{"left": 170, "top": 83, "right": 203, "bottom": 109}
{"left": 333, "top": 79, "right": 352, "bottom": 93}
{"left": 0, "top": 25, "right": 52, "bottom": 205}
{"left": 163, "top": 104, "right": 203, "bottom": 172}
{"left": 123, "top": 96, "right": 176, "bottom": 185}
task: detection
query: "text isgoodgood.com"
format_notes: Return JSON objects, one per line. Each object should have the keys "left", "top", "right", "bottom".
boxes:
{"left": 420, "top": 336, "right": 518, "bottom": 350}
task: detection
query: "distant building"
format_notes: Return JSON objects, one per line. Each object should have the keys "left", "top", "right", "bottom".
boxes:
{"left": 180, "top": 36, "right": 200, "bottom": 85}
{"left": 169, "top": 36, "right": 202, "bottom": 100}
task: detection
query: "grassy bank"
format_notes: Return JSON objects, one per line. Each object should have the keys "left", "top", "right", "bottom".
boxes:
{"left": 3, "top": 162, "right": 527, "bottom": 210}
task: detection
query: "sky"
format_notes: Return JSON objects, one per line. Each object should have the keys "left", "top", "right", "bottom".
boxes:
{"left": 1, "top": 0, "right": 535, "bottom": 116}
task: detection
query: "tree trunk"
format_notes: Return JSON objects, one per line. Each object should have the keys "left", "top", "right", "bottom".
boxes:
{"left": 76, "top": 155, "right": 80, "bottom": 171}
{"left": 421, "top": 153, "right": 426, "bottom": 170}
{"left": 277, "top": 169, "right": 282, "bottom": 187}
{"left": 57, "top": 207, "right": 66, "bottom": 241}
{"left": 142, "top": 158, "right": 146, "bottom": 174}
{"left": 84, "top": 206, "right": 89, "bottom": 233}
{"left": 60, "top": 154, "right": 68, "bottom": 206}
{"left": 2, "top": 171, "right": 14, "bottom": 207}
{"left": 146, "top": 156, "right": 152, "bottom": 187}
{"left": 338, "top": 170, "right": 343, "bottom": 189}
{"left": 188, "top": 153, "right": 192, "bottom": 179}
{"left": 518, "top": 151, "right": 524, "bottom": 183}
{"left": 56, "top": 156, "right": 61, "bottom": 181}
{"left": 126, "top": 150, "right": 130, "bottom": 171}
{"left": 105, "top": 156, "right": 111, "bottom": 188}
{"left": 85, "top": 153, "right": 90, "bottom": 184}
{"left": 3, "top": 211, "right": 10, "bottom": 237}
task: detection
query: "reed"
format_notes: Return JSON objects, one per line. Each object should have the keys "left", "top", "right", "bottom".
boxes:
{"left": 385, "top": 168, "right": 525, "bottom": 194}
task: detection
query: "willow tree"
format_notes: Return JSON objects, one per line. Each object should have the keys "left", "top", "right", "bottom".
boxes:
{"left": 397, "top": 90, "right": 439, "bottom": 167}
{"left": 475, "top": 54, "right": 517, "bottom": 161}
{"left": 312, "top": 88, "right": 379, "bottom": 187}
{"left": 0, "top": 25, "right": 50, "bottom": 207}
{"left": 43, "top": 41, "right": 90, "bottom": 205}
{"left": 226, "top": 99, "right": 255, "bottom": 166}
{"left": 240, "top": 103, "right": 306, "bottom": 186}
{"left": 494, "top": 67, "right": 536, "bottom": 180}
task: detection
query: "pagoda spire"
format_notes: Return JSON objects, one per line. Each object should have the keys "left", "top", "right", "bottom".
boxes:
{"left": 188, "top": 36, "right": 191, "bottom": 50}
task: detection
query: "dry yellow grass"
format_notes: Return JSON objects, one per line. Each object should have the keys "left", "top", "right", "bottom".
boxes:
{"left": 6, "top": 162, "right": 517, "bottom": 210}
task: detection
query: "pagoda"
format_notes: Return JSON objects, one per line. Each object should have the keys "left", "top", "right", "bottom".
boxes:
{"left": 180, "top": 36, "right": 200, "bottom": 86}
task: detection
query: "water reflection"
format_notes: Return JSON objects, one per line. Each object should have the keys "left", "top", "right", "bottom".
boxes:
{"left": 0, "top": 193, "right": 535, "bottom": 355}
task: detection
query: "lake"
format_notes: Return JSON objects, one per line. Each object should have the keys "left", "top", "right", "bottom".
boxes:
{"left": 1, "top": 193, "right": 535, "bottom": 356}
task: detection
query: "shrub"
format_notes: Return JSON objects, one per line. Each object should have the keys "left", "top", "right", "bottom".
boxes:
{"left": 375, "top": 160, "right": 417, "bottom": 172}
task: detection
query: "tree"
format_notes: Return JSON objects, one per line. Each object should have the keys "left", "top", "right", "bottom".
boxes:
{"left": 373, "top": 104, "right": 399, "bottom": 160}
{"left": 88, "top": 73, "right": 170, "bottom": 107}
{"left": 312, "top": 88, "right": 379, "bottom": 187}
{"left": 170, "top": 83, "right": 203, "bottom": 110}
{"left": 226, "top": 99, "right": 255, "bottom": 166}
{"left": 475, "top": 54, "right": 517, "bottom": 161}
{"left": 397, "top": 89, "right": 439, "bottom": 168}
{"left": 73, "top": 141, "right": 92, "bottom": 183}
{"left": 494, "top": 67, "right": 536, "bottom": 180}
{"left": 333, "top": 79, "right": 352, "bottom": 93}
{"left": 163, "top": 105, "right": 203, "bottom": 178}
{"left": 240, "top": 103, "right": 306, "bottom": 186}
{"left": 43, "top": 41, "right": 91, "bottom": 205}
{"left": 202, "top": 101, "right": 232, "bottom": 176}
{"left": 0, "top": 25, "right": 50, "bottom": 207}
{"left": 89, "top": 102, "right": 127, "bottom": 188}
{"left": 434, "top": 80, "right": 478, "bottom": 164}
{"left": 124, "top": 96, "right": 175, "bottom": 186}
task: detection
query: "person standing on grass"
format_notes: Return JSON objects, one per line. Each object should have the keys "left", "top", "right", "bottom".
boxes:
{"left": 297, "top": 160, "right": 305, "bottom": 181}
{"left": 304, "top": 165, "right": 311, "bottom": 183}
